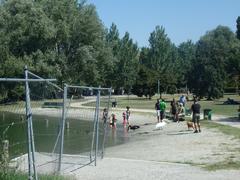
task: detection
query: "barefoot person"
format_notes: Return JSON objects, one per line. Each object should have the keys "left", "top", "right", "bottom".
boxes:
{"left": 110, "top": 114, "right": 117, "bottom": 128}
{"left": 122, "top": 112, "right": 127, "bottom": 127}
{"left": 191, "top": 98, "right": 201, "bottom": 133}
{"left": 155, "top": 99, "right": 160, "bottom": 123}
{"left": 126, "top": 106, "right": 131, "bottom": 125}
{"left": 159, "top": 99, "right": 166, "bottom": 122}
{"left": 102, "top": 108, "right": 108, "bottom": 124}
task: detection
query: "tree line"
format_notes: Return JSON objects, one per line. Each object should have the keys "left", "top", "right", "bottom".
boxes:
{"left": 0, "top": 0, "right": 239, "bottom": 100}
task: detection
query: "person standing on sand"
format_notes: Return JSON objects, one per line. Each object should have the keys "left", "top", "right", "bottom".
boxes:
{"left": 170, "top": 98, "right": 177, "bottom": 121}
{"left": 159, "top": 99, "right": 166, "bottom": 122}
{"left": 191, "top": 98, "right": 201, "bottom": 133}
{"left": 155, "top": 99, "right": 161, "bottom": 123}
{"left": 179, "top": 95, "right": 186, "bottom": 107}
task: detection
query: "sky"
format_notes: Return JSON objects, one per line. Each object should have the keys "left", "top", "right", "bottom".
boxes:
{"left": 87, "top": 0, "right": 240, "bottom": 47}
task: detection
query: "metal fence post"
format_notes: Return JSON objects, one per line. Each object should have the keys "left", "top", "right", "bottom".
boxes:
{"left": 58, "top": 84, "right": 67, "bottom": 173}
{"left": 94, "top": 88, "right": 101, "bottom": 166}
{"left": 25, "top": 66, "right": 33, "bottom": 180}
{"left": 90, "top": 92, "right": 98, "bottom": 162}
{"left": 25, "top": 67, "right": 38, "bottom": 180}
{"left": 101, "top": 88, "right": 112, "bottom": 158}
{"left": 2, "top": 140, "right": 9, "bottom": 172}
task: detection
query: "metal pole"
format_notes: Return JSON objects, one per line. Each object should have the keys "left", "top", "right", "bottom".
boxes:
{"left": 27, "top": 71, "right": 63, "bottom": 91}
{"left": 158, "top": 80, "right": 160, "bottom": 95}
{"left": 25, "top": 67, "right": 38, "bottom": 180}
{"left": 29, "top": 114, "right": 38, "bottom": 180}
{"left": 25, "top": 66, "right": 33, "bottom": 180}
{"left": 101, "top": 88, "right": 112, "bottom": 158}
{"left": 58, "top": 84, "right": 67, "bottom": 172}
{"left": 0, "top": 78, "right": 57, "bottom": 82}
{"left": 90, "top": 96, "right": 98, "bottom": 162}
{"left": 95, "top": 88, "right": 101, "bottom": 166}
{"left": 2, "top": 140, "right": 9, "bottom": 172}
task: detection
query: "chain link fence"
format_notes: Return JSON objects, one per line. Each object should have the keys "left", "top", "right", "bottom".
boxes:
{"left": 0, "top": 68, "right": 112, "bottom": 179}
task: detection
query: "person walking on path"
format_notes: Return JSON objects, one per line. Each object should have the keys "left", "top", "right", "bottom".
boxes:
{"left": 155, "top": 99, "right": 161, "bottom": 123}
{"left": 191, "top": 99, "right": 201, "bottom": 133}
{"left": 160, "top": 99, "right": 167, "bottom": 122}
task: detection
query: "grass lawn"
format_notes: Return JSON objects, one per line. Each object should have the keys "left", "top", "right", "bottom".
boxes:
{"left": 201, "top": 120, "right": 240, "bottom": 170}
{"left": 0, "top": 171, "right": 73, "bottom": 180}
{"left": 110, "top": 94, "right": 240, "bottom": 117}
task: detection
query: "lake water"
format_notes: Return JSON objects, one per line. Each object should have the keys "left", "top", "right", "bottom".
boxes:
{"left": 0, "top": 111, "right": 129, "bottom": 159}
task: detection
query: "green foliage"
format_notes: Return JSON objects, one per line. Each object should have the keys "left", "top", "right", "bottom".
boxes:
{"left": 0, "top": 171, "right": 71, "bottom": 180}
{"left": 177, "top": 40, "right": 196, "bottom": 87}
{"left": 0, "top": 0, "right": 239, "bottom": 100}
{"left": 190, "top": 26, "right": 239, "bottom": 99}
{"left": 236, "top": 16, "right": 240, "bottom": 40}
{"left": 137, "top": 26, "right": 179, "bottom": 97}
{"left": 132, "top": 65, "right": 157, "bottom": 98}
{"left": 106, "top": 25, "right": 139, "bottom": 93}
{"left": 0, "top": 0, "right": 114, "bottom": 94}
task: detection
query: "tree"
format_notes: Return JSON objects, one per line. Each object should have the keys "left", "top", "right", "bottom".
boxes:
{"left": 132, "top": 65, "right": 157, "bottom": 99}
{"left": 106, "top": 26, "right": 139, "bottom": 94}
{"left": 190, "top": 26, "right": 239, "bottom": 99}
{"left": 106, "top": 23, "right": 120, "bottom": 56}
{"left": 0, "top": 0, "right": 115, "bottom": 102}
{"left": 177, "top": 40, "right": 196, "bottom": 88}
{"left": 146, "top": 26, "right": 178, "bottom": 96}
{"left": 115, "top": 32, "right": 139, "bottom": 93}
{"left": 236, "top": 16, "right": 240, "bottom": 40}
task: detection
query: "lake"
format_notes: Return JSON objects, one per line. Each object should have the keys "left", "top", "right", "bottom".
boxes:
{"left": 0, "top": 111, "right": 129, "bottom": 159}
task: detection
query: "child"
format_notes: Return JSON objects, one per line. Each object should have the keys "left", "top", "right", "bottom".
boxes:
{"left": 110, "top": 113, "right": 117, "bottom": 128}
{"left": 122, "top": 112, "right": 127, "bottom": 127}
{"left": 126, "top": 106, "right": 131, "bottom": 125}
{"left": 102, "top": 108, "right": 108, "bottom": 124}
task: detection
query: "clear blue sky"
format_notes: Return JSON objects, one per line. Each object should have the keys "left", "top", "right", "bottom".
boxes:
{"left": 87, "top": 0, "right": 240, "bottom": 47}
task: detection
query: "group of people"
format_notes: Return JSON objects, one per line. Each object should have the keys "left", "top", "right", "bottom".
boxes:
{"left": 102, "top": 106, "right": 131, "bottom": 129}
{"left": 155, "top": 99, "right": 167, "bottom": 123}
{"left": 154, "top": 95, "right": 187, "bottom": 123}
{"left": 103, "top": 94, "right": 201, "bottom": 134}
{"left": 155, "top": 95, "right": 201, "bottom": 133}
{"left": 170, "top": 95, "right": 186, "bottom": 123}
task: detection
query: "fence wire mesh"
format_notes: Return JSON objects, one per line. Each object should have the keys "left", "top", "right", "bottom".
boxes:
{"left": 0, "top": 71, "right": 113, "bottom": 178}
{"left": 55, "top": 86, "right": 111, "bottom": 173}
{"left": 27, "top": 73, "right": 63, "bottom": 175}
{"left": 0, "top": 81, "right": 27, "bottom": 171}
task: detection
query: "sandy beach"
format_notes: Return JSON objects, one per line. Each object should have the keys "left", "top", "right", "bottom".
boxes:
{"left": 70, "top": 117, "right": 240, "bottom": 180}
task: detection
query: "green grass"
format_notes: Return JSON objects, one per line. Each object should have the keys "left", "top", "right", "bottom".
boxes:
{"left": 200, "top": 120, "right": 240, "bottom": 170}
{"left": 201, "top": 120, "right": 240, "bottom": 139}
{"left": 108, "top": 94, "right": 240, "bottom": 117}
{"left": 0, "top": 171, "right": 73, "bottom": 180}
{"left": 203, "top": 160, "right": 240, "bottom": 171}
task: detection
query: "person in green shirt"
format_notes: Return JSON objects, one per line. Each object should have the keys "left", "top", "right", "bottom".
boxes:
{"left": 159, "top": 99, "right": 166, "bottom": 122}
